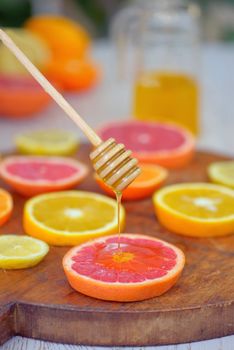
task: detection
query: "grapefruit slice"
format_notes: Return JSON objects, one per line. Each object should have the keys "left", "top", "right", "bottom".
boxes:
{"left": 15, "top": 130, "right": 80, "bottom": 156}
{"left": 24, "top": 191, "right": 125, "bottom": 246}
{"left": 0, "top": 156, "right": 88, "bottom": 196}
{"left": 0, "top": 189, "right": 13, "bottom": 226}
{"left": 0, "top": 75, "right": 51, "bottom": 117}
{"left": 95, "top": 163, "right": 168, "bottom": 201}
{"left": 98, "top": 121, "right": 195, "bottom": 168}
{"left": 63, "top": 234, "right": 185, "bottom": 302}
{"left": 153, "top": 183, "right": 234, "bottom": 237}
{"left": 0, "top": 235, "right": 49, "bottom": 269}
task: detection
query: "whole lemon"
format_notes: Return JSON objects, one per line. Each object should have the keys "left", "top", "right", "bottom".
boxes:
{"left": 0, "top": 28, "right": 51, "bottom": 75}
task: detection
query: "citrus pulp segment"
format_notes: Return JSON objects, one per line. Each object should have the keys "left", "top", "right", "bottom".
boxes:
{"left": 153, "top": 183, "right": 234, "bottom": 237}
{"left": 0, "top": 189, "right": 13, "bottom": 226}
{"left": 95, "top": 163, "right": 168, "bottom": 200}
{"left": 63, "top": 234, "right": 185, "bottom": 302}
{"left": 98, "top": 121, "right": 195, "bottom": 168}
{"left": 0, "top": 156, "right": 88, "bottom": 196}
{"left": 15, "top": 130, "right": 79, "bottom": 156}
{"left": 208, "top": 161, "right": 234, "bottom": 189}
{"left": 24, "top": 191, "right": 125, "bottom": 246}
{"left": 0, "top": 235, "right": 49, "bottom": 269}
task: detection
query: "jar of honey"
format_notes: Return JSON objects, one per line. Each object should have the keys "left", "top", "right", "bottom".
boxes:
{"left": 112, "top": 0, "right": 201, "bottom": 135}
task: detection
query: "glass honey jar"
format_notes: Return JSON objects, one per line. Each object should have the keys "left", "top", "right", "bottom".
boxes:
{"left": 112, "top": 0, "right": 201, "bottom": 135}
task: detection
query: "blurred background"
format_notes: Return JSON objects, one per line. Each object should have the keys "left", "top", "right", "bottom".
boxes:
{"left": 0, "top": 0, "right": 234, "bottom": 154}
{"left": 1, "top": 0, "right": 234, "bottom": 41}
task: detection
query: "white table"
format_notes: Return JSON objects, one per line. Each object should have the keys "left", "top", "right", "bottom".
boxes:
{"left": 0, "top": 42, "right": 234, "bottom": 350}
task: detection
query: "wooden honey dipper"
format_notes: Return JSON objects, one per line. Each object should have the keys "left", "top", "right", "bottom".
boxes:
{"left": 0, "top": 29, "right": 141, "bottom": 192}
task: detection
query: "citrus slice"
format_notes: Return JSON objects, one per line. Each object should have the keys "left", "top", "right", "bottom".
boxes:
{"left": 0, "top": 235, "right": 49, "bottom": 269}
{"left": 24, "top": 191, "right": 125, "bottom": 246}
{"left": 95, "top": 163, "right": 168, "bottom": 200}
{"left": 63, "top": 234, "right": 185, "bottom": 302}
{"left": 15, "top": 130, "right": 79, "bottom": 156}
{"left": 98, "top": 121, "right": 195, "bottom": 168}
{"left": 0, "top": 75, "right": 51, "bottom": 118}
{"left": 0, "top": 189, "right": 13, "bottom": 226}
{"left": 0, "top": 156, "right": 88, "bottom": 197}
{"left": 153, "top": 183, "right": 234, "bottom": 237}
{"left": 208, "top": 161, "right": 234, "bottom": 189}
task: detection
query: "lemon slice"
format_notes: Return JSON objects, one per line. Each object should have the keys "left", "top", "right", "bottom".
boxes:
{"left": 24, "top": 191, "right": 125, "bottom": 246}
{"left": 153, "top": 183, "right": 234, "bottom": 237}
{"left": 15, "top": 130, "right": 79, "bottom": 156}
{"left": 0, "top": 235, "right": 49, "bottom": 269}
{"left": 208, "top": 161, "right": 234, "bottom": 189}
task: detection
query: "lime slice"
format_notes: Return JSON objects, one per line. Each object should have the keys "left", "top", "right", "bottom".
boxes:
{"left": 15, "top": 130, "right": 79, "bottom": 156}
{"left": 208, "top": 161, "right": 234, "bottom": 189}
{"left": 0, "top": 235, "right": 49, "bottom": 269}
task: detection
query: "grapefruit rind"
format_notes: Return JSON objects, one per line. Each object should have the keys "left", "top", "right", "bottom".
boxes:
{"left": 0, "top": 235, "right": 49, "bottom": 269}
{"left": 0, "top": 188, "right": 13, "bottom": 226}
{"left": 63, "top": 234, "right": 185, "bottom": 302}
{"left": 24, "top": 191, "right": 125, "bottom": 246}
{"left": 98, "top": 121, "right": 195, "bottom": 168}
{"left": 0, "top": 156, "right": 88, "bottom": 196}
{"left": 153, "top": 183, "right": 234, "bottom": 237}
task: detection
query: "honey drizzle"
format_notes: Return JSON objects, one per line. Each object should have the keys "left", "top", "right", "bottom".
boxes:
{"left": 115, "top": 191, "right": 122, "bottom": 250}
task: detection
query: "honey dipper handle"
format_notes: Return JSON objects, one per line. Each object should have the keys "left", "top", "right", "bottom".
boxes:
{"left": 0, "top": 28, "right": 102, "bottom": 147}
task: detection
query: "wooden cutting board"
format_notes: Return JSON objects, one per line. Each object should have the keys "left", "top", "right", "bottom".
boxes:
{"left": 0, "top": 145, "right": 234, "bottom": 346}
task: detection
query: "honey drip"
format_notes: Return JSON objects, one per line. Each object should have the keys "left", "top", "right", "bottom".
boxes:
{"left": 115, "top": 191, "right": 122, "bottom": 250}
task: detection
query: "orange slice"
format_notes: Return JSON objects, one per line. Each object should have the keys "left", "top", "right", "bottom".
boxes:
{"left": 24, "top": 191, "right": 125, "bottom": 246}
{"left": 63, "top": 234, "right": 185, "bottom": 302}
{"left": 95, "top": 163, "right": 168, "bottom": 200}
{"left": 153, "top": 183, "right": 234, "bottom": 237}
{"left": 0, "top": 188, "right": 13, "bottom": 226}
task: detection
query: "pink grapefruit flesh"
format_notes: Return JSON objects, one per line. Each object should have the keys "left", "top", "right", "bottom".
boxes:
{"left": 63, "top": 234, "right": 185, "bottom": 302}
{"left": 0, "top": 156, "right": 88, "bottom": 196}
{"left": 98, "top": 121, "right": 195, "bottom": 168}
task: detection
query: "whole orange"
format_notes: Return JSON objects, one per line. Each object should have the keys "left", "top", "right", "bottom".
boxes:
{"left": 45, "top": 57, "right": 100, "bottom": 91}
{"left": 25, "top": 15, "right": 90, "bottom": 59}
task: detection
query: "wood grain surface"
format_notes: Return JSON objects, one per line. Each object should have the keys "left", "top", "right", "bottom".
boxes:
{"left": 0, "top": 145, "right": 233, "bottom": 347}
